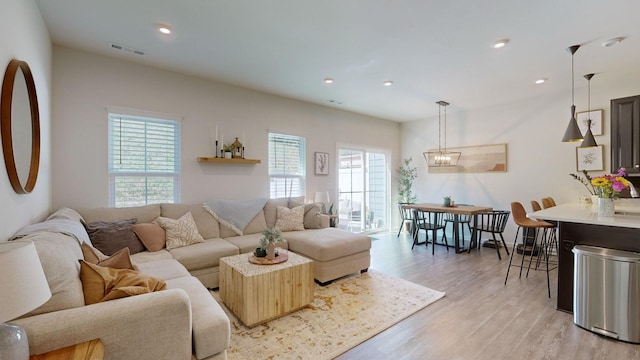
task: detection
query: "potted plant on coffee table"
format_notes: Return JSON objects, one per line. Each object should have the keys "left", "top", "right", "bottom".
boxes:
{"left": 258, "top": 228, "right": 284, "bottom": 260}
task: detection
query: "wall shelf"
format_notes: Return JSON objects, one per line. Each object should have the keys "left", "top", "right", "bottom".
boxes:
{"left": 197, "top": 157, "right": 261, "bottom": 164}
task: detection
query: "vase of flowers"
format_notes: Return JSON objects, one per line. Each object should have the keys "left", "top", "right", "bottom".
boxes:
{"left": 591, "top": 167, "right": 631, "bottom": 217}
{"left": 259, "top": 228, "right": 284, "bottom": 260}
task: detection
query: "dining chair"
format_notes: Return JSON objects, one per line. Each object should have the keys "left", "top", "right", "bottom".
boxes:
{"left": 412, "top": 210, "right": 448, "bottom": 254}
{"left": 443, "top": 209, "right": 472, "bottom": 249}
{"left": 470, "top": 210, "right": 510, "bottom": 259}
{"left": 505, "top": 202, "right": 555, "bottom": 298}
{"left": 397, "top": 203, "right": 414, "bottom": 237}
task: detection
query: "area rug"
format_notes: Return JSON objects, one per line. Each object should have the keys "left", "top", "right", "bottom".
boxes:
{"left": 211, "top": 269, "right": 445, "bottom": 359}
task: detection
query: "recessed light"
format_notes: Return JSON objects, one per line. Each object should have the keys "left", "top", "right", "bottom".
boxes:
{"left": 383, "top": 80, "right": 393, "bottom": 86}
{"left": 602, "top": 37, "right": 624, "bottom": 47}
{"left": 535, "top": 78, "right": 546, "bottom": 84}
{"left": 157, "top": 25, "right": 173, "bottom": 35}
{"left": 493, "top": 39, "right": 509, "bottom": 49}
{"left": 324, "top": 77, "right": 334, "bottom": 84}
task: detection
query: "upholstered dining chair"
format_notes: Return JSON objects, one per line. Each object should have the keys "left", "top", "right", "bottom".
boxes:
{"left": 505, "top": 202, "right": 555, "bottom": 298}
{"left": 470, "top": 210, "right": 510, "bottom": 259}
{"left": 412, "top": 210, "right": 448, "bottom": 254}
{"left": 397, "top": 203, "right": 414, "bottom": 237}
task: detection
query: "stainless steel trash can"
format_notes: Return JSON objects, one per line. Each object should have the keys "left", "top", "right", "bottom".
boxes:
{"left": 572, "top": 245, "right": 640, "bottom": 343}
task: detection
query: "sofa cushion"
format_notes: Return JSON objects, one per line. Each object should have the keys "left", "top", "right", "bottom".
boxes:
{"left": 168, "top": 238, "right": 239, "bottom": 271}
{"left": 218, "top": 210, "right": 266, "bottom": 238}
{"left": 77, "top": 204, "right": 161, "bottom": 224}
{"left": 20, "top": 232, "right": 85, "bottom": 317}
{"left": 79, "top": 261, "right": 167, "bottom": 305}
{"left": 224, "top": 233, "right": 289, "bottom": 254}
{"left": 284, "top": 228, "right": 371, "bottom": 262}
{"left": 156, "top": 212, "right": 205, "bottom": 250}
{"left": 132, "top": 222, "right": 166, "bottom": 251}
{"left": 46, "top": 207, "right": 85, "bottom": 223}
{"left": 81, "top": 243, "right": 134, "bottom": 270}
{"left": 130, "top": 249, "right": 173, "bottom": 264}
{"left": 134, "top": 258, "right": 191, "bottom": 281}
{"left": 264, "top": 198, "right": 289, "bottom": 229}
{"left": 275, "top": 205, "right": 305, "bottom": 231}
{"left": 83, "top": 218, "right": 146, "bottom": 256}
{"left": 165, "top": 276, "right": 230, "bottom": 358}
{"left": 160, "top": 203, "right": 220, "bottom": 239}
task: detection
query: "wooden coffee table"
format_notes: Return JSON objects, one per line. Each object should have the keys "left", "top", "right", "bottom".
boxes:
{"left": 219, "top": 250, "right": 314, "bottom": 327}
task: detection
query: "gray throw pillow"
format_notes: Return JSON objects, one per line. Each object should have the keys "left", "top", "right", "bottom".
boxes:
{"left": 82, "top": 218, "right": 145, "bottom": 256}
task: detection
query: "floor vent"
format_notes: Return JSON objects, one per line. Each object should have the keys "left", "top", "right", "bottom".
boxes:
{"left": 108, "top": 42, "right": 145, "bottom": 56}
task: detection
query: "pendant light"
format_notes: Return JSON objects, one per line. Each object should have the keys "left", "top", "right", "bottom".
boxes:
{"left": 424, "top": 101, "right": 461, "bottom": 167}
{"left": 580, "top": 73, "right": 598, "bottom": 147}
{"left": 562, "top": 45, "right": 583, "bottom": 142}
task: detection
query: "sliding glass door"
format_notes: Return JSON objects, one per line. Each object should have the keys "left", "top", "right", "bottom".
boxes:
{"left": 337, "top": 147, "right": 388, "bottom": 233}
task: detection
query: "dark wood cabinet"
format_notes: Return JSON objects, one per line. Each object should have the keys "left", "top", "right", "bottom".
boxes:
{"left": 611, "top": 95, "right": 640, "bottom": 174}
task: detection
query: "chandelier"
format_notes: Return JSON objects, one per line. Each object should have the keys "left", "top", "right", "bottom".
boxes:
{"left": 424, "top": 101, "right": 460, "bottom": 167}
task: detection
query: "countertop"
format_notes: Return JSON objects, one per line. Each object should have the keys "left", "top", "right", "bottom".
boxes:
{"left": 529, "top": 202, "right": 640, "bottom": 229}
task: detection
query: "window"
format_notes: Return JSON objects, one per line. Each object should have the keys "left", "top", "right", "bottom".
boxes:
{"left": 268, "top": 133, "right": 306, "bottom": 198}
{"left": 108, "top": 112, "right": 180, "bottom": 207}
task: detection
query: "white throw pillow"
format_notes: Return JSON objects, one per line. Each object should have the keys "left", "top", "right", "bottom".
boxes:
{"left": 156, "top": 212, "right": 205, "bottom": 250}
{"left": 275, "top": 205, "right": 305, "bottom": 231}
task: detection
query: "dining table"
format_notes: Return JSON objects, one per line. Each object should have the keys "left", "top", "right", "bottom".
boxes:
{"left": 402, "top": 203, "right": 493, "bottom": 253}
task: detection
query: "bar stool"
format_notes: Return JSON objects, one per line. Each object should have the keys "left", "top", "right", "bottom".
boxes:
{"left": 531, "top": 200, "right": 542, "bottom": 212}
{"left": 541, "top": 197, "right": 556, "bottom": 209}
{"left": 504, "top": 202, "right": 555, "bottom": 298}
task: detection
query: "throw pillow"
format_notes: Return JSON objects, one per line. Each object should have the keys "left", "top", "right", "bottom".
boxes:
{"left": 82, "top": 218, "right": 145, "bottom": 256}
{"left": 155, "top": 212, "right": 205, "bottom": 250}
{"left": 275, "top": 205, "right": 305, "bottom": 231}
{"left": 79, "top": 260, "right": 166, "bottom": 305}
{"left": 132, "top": 222, "right": 166, "bottom": 252}
{"left": 289, "top": 201, "right": 323, "bottom": 229}
{"left": 81, "top": 243, "right": 135, "bottom": 270}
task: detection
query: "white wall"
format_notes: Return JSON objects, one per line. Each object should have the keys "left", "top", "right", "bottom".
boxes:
{"left": 51, "top": 46, "right": 401, "bottom": 210}
{"left": 0, "top": 0, "right": 52, "bottom": 241}
{"left": 401, "top": 71, "right": 640, "bottom": 240}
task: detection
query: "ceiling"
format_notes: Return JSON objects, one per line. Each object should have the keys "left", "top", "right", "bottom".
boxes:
{"left": 35, "top": 0, "right": 640, "bottom": 122}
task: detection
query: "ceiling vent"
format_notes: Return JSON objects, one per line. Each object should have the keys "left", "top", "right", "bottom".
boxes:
{"left": 108, "top": 42, "right": 145, "bottom": 56}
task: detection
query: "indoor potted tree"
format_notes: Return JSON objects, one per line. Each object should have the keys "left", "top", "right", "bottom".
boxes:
{"left": 397, "top": 157, "right": 417, "bottom": 232}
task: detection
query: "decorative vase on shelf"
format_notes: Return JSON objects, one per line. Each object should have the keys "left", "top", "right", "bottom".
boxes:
{"left": 224, "top": 151, "right": 232, "bottom": 159}
{"left": 597, "top": 197, "right": 615, "bottom": 217}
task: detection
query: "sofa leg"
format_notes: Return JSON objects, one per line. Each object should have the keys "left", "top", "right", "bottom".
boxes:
{"left": 315, "top": 279, "right": 333, "bottom": 286}
{"left": 361, "top": 268, "right": 368, "bottom": 273}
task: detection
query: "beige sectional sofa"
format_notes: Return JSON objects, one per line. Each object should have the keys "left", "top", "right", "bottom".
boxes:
{"left": 10, "top": 197, "right": 371, "bottom": 360}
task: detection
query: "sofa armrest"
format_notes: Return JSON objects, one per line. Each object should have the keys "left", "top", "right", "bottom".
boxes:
{"left": 318, "top": 214, "right": 330, "bottom": 228}
{"left": 13, "top": 289, "right": 192, "bottom": 360}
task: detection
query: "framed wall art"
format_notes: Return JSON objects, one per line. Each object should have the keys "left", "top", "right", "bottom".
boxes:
{"left": 576, "top": 109, "right": 603, "bottom": 136}
{"left": 315, "top": 152, "right": 329, "bottom": 175}
{"left": 427, "top": 143, "right": 507, "bottom": 174}
{"left": 576, "top": 145, "right": 604, "bottom": 171}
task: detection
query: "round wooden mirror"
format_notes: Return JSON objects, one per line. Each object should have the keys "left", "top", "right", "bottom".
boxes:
{"left": 1, "top": 59, "right": 40, "bottom": 194}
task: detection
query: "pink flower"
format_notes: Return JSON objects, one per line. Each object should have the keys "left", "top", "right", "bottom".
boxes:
{"left": 617, "top": 167, "right": 628, "bottom": 177}
{"left": 613, "top": 181, "right": 627, "bottom": 192}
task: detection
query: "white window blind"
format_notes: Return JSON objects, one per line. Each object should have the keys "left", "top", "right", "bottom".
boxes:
{"left": 108, "top": 112, "right": 180, "bottom": 207}
{"left": 268, "top": 133, "right": 306, "bottom": 198}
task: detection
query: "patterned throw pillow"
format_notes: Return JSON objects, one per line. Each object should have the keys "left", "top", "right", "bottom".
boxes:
{"left": 155, "top": 212, "right": 205, "bottom": 250}
{"left": 275, "top": 205, "right": 305, "bottom": 231}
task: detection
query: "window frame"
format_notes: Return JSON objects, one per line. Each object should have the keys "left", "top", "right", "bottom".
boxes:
{"left": 268, "top": 132, "right": 306, "bottom": 199}
{"left": 108, "top": 110, "right": 181, "bottom": 207}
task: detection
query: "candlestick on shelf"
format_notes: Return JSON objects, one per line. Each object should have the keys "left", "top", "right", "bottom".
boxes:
{"left": 242, "top": 146, "right": 245, "bottom": 159}
{"left": 215, "top": 140, "right": 219, "bottom": 158}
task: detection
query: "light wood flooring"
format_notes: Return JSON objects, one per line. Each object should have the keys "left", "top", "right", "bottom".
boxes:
{"left": 335, "top": 231, "right": 640, "bottom": 360}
